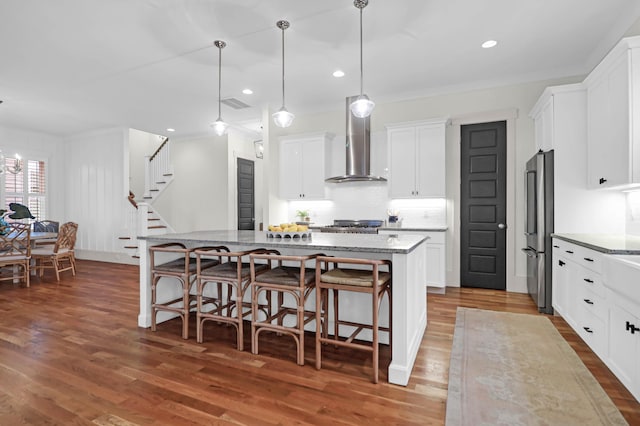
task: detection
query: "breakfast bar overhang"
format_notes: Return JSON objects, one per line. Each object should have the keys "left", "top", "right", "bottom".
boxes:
{"left": 137, "top": 230, "right": 428, "bottom": 386}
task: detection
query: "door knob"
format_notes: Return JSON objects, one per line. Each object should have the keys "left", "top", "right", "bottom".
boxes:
{"left": 498, "top": 223, "right": 506, "bottom": 229}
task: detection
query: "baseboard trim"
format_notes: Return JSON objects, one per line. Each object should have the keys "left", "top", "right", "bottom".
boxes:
{"left": 75, "top": 249, "right": 139, "bottom": 265}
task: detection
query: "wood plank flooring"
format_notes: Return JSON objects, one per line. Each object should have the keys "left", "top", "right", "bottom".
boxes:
{"left": 0, "top": 260, "right": 638, "bottom": 425}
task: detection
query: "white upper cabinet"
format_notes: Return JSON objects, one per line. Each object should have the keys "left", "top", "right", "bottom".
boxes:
{"left": 530, "top": 84, "right": 625, "bottom": 234}
{"left": 279, "top": 133, "right": 333, "bottom": 200}
{"left": 532, "top": 94, "right": 554, "bottom": 152}
{"left": 386, "top": 118, "right": 448, "bottom": 198}
{"left": 585, "top": 36, "right": 640, "bottom": 189}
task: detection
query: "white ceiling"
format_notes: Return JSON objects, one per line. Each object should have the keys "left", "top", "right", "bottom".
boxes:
{"left": 1, "top": 0, "right": 639, "bottom": 138}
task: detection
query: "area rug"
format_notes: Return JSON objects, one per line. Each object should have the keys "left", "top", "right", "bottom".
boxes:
{"left": 445, "top": 307, "right": 628, "bottom": 425}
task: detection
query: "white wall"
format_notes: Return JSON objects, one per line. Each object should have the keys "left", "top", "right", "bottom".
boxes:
{"left": 0, "top": 125, "right": 66, "bottom": 221}
{"left": 268, "top": 76, "right": 584, "bottom": 293}
{"left": 64, "top": 127, "right": 132, "bottom": 263}
{"left": 152, "top": 134, "right": 229, "bottom": 232}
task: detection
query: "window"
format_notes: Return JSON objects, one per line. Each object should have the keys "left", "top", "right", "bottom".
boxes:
{"left": 3, "top": 156, "right": 47, "bottom": 220}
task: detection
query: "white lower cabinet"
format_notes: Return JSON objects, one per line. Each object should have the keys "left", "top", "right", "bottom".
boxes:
{"left": 378, "top": 230, "right": 446, "bottom": 288}
{"left": 607, "top": 297, "right": 639, "bottom": 396}
{"left": 553, "top": 237, "right": 640, "bottom": 402}
{"left": 552, "top": 239, "right": 607, "bottom": 359}
{"left": 603, "top": 253, "right": 640, "bottom": 402}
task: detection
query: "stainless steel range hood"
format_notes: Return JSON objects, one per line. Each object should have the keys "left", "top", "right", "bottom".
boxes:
{"left": 325, "top": 96, "right": 387, "bottom": 183}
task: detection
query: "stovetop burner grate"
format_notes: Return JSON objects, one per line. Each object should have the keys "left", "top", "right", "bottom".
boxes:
{"left": 319, "top": 219, "right": 384, "bottom": 234}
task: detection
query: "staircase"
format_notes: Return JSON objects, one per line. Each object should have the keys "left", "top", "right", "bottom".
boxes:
{"left": 144, "top": 136, "right": 174, "bottom": 202}
{"left": 119, "top": 137, "right": 174, "bottom": 259}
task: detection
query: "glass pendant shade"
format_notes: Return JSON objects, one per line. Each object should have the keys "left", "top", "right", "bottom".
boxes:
{"left": 212, "top": 118, "right": 228, "bottom": 136}
{"left": 351, "top": 0, "right": 374, "bottom": 119}
{"left": 273, "top": 107, "right": 295, "bottom": 128}
{"left": 350, "top": 94, "right": 375, "bottom": 118}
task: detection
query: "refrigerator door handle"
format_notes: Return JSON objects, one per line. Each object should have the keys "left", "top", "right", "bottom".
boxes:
{"left": 521, "top": 247, "right": 537, "bottom": 258}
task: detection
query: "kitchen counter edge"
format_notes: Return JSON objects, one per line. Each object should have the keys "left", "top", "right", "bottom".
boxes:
{"left": 138, "top": 230, "right": 427, "bottom": 254}
{"left": 378, "top": 227, "right": 447, "bottom": 232}
{"left": 551, "top": 233, "right": 640, "bottom": 255}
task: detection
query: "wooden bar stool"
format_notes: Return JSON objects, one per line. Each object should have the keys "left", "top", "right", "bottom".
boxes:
{"left": 250, "top": 252, "right": 322, "bottom": 366}
{"left": 195, "top": 247, "right": 276, "bottom": 350}
{"left": 315, "top": 256, "right": 392, "bottom": 383}
{"left": 149, "top": 243, "right": 221, "bottom": 339}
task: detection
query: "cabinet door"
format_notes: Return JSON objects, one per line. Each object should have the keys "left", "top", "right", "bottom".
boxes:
{"left": 416, "top": 124, "right": 446, "bottom": 197}
{"left": 552, "top": 253, "right": 570, "bottom": 319}
{"left": 535, "top": 96, "right": 554, "bottom": 151}
{"left": 279, "top": 140, "right": 302, "bottom": 199}
{"left": 425, "top": 243, "right": 445, "bottom": 287}
{"left": 608, "top": 299, "right": 639, "bottom": 391}
{"left": 388, "top": 127, "right": 417, "bottom": 198}
{"left": 587, "top": 53, "right": 631, "bottom": 188}
{"left": 300, "top": 138, "right": 326, "bottom": 199}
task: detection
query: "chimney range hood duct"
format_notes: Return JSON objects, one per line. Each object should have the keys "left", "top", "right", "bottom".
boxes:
{"left": 325, "top": 96, "right": 387, "bottom": 183}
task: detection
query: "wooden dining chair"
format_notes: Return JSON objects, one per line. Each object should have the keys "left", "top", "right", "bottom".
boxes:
{"left": 32, "top": 222, "right": 78, "bottom": 281}
{"left": 250, "top": 252, "right": 324, "bottom": 366}
{"left": 195, "top": 247, "right": 275, "bottom": 350}
{"left": 0, "top": 222, "right": 32, "bottom": 287}
{"left": 150, "top": 243, "right": 222, "bottom": 339}
{"left": 315, "top": 256, "right": 392, "bottom": 383}
{"left": 32, "top": 220, "right": 59, "bottom": 246}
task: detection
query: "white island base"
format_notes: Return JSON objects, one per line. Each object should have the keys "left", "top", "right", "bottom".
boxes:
{"left": 137, "top": 231, "right": 428, "bottom": 386}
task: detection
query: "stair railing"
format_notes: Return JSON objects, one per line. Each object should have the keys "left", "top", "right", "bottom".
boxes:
{"left": 144, "top": 137, "right": 171, "bottom": 199}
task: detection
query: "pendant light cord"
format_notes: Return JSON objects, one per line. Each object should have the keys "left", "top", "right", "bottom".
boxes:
{"left": 359, "top": 6, "right": 364, "bottom": 96}
{"left": 218, "top": 45, "right": 222, "bottom": 119}
{"left": 281, "top": 25, "right": 286, "bottom": 108}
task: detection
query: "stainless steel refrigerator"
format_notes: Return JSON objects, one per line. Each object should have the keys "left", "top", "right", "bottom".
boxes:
{"left": 522, "top": 150, "right": 554, "bottom": 314}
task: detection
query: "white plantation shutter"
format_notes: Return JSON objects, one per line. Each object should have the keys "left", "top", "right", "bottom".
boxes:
{"left": 3, "top": 157, "right": 47, "bottom": 220}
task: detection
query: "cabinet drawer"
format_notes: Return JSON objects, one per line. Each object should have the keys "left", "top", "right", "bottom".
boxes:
{"left": 579, "top": 286, "right": 607, "bottom": 322}
{"left": 553, "top": 240, "right": 579, "bottom": 260}
{"left": 578, "top": 270, "right": 606, "bottom": 298}
{"left": 575, "top": 246, "right": 602, "bottom": 274}
{"left": 576, "top": 306, "right": 607, "bottom": 358}
{"left": 552, "top": 239, "right": 602, "bottom": 273}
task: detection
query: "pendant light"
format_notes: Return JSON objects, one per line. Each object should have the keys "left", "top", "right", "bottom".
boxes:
{"left": 273, "top": 20, "right": 295, "bottom": 128}
{"left": 212, "top": 40, "right": 228, "bottom": 136}
{"left": 350, "top": 0, "right": 375, "bottom": 118}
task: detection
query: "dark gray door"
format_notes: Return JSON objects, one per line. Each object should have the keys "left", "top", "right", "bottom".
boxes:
{"left": 237, "top": 158, "right": 255, "bottom": 230}
{"left": 460, "top": 121, "right": 507, "bottom": 289}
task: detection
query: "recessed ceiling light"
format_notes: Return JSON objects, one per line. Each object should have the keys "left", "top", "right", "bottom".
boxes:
{"left": 166, "top": 128, "right": 175, "bottom": 132}
{"left": 482, "top": 40, "right": 498, "bottom": 49}
{"left": 332, "top": 70, "right": 345, "bottom": 78}
{"left": 242, "top": 88, "right": 253, "bottom": 95}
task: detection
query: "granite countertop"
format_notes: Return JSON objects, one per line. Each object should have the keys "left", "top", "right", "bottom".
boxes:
{"left": 378, "top": 226, "right": 447, "bottom": 232}
{"left": 551, "top": 233, "right": 640, "bottom": 254}
{"left": 139, "top": 230, "right": 428, "bottom": 254}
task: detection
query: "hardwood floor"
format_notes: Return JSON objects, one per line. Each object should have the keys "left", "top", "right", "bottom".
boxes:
{"left": 0, "top": 260, "right": 638, "bottom": 425}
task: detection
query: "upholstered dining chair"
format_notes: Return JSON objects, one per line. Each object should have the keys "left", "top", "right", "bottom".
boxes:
{"left": 31, "top": 221, "right": 78, "bottom": 281}
{"left": 0, "top": 222, "right": 32, "bottom": 287}
{"left": 32, "top": 220, "right": 59, "bottom": 246}
{"left": 33, "top": 220, "right": 59, "bottom": 233}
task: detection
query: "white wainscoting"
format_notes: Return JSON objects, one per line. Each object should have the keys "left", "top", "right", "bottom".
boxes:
{"left": 64, "top": 128, "right": 130, "bottom": 262}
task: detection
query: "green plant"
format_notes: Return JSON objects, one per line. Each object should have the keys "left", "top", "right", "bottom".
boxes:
{"left": 295, "top": 209, "right": 310, "bottom": 219}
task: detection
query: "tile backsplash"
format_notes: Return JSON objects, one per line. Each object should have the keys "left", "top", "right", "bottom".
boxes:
{"left": 288, "top": 182, "right": 446, "bottom": 228}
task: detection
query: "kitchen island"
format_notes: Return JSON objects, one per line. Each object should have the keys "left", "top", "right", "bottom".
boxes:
{"left": 137, "top": 230, "right": 428, "bottom": 386}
